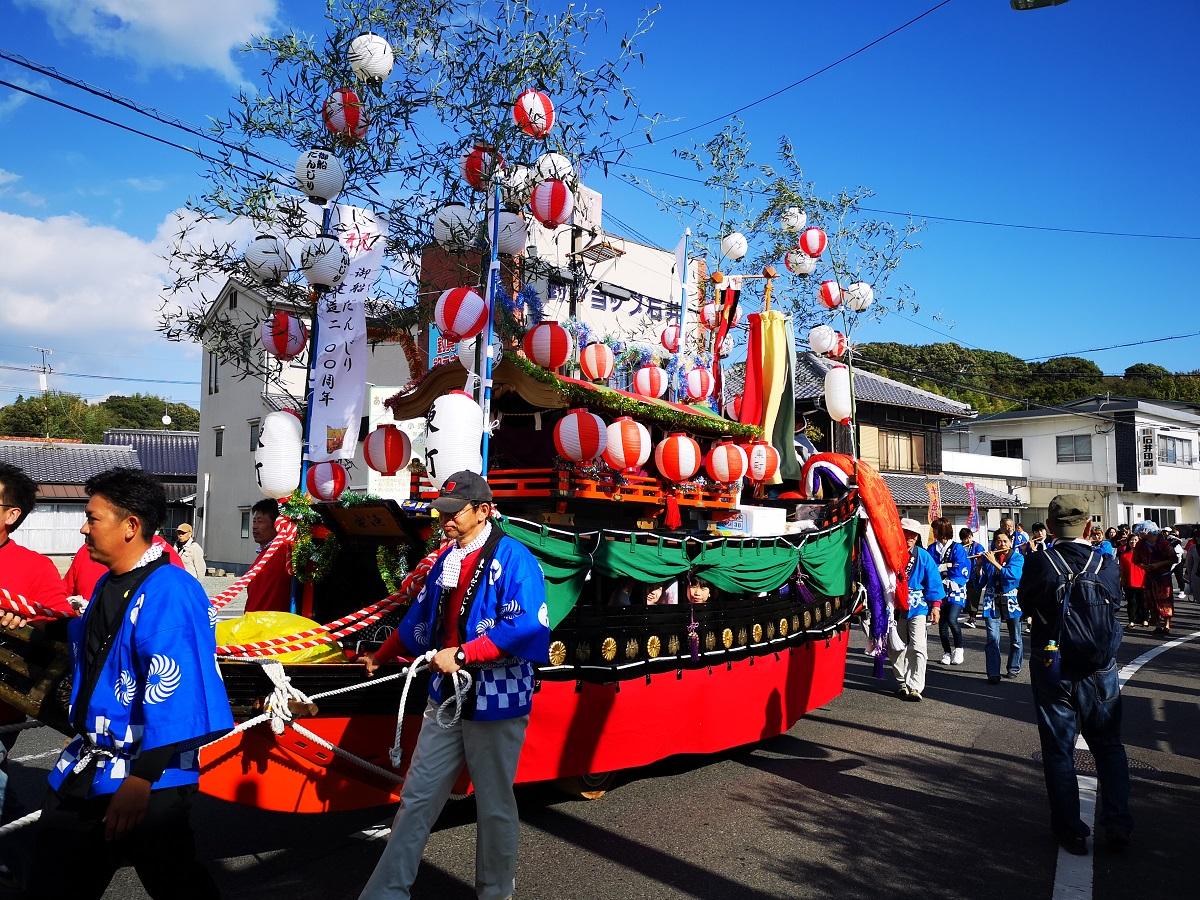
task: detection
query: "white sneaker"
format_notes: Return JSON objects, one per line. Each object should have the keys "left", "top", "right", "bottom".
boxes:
{"left": 940, "top": 652, "right": 952, "bottom": 665}
{"left": 952, "top": 648, "right": 964, "bottom": 665}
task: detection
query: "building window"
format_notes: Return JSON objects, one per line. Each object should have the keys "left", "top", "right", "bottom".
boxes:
{"left": 228, "top": 290, "right": 238, "bottom": 310}
{"left": 1056, "top": 434, "right": 1092, "bottom": 463}
{"left": 943, "top": 430, "right": 970, "bottom": 452}
{"left": 878, "top": 430, "right": 926, "bottom": 474}
{"left": 214, "top": 427, "right": 224, "bottom": 458}
{"left": 249, "top": 418, "right": 261, "bottom": 451}
{"left": 207, "top": 353, "right": 219, "bottom": 395}
{"left": 1158, "top": 435, "right": 1194, "bottom": 466}
{"left": 239, "top": 508, "right": 251, "bottom": 539}
{"left": 1142, "top": 507, "right": 1177, "bottom": 527}
{"left": 990, "top": 438, "right": 1023, "bottom": 459}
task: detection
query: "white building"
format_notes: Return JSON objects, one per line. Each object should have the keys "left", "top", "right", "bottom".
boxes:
{"left": 945, "top": 396, "right": 1200, "bottom": 529}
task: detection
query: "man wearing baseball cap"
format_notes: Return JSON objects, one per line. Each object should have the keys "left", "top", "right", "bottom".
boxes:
{"left": 174, "top": 522, "right": 206, "bottom": 581}
{"left": 891, "top": 518, "right": 945, "bottom": 701}
{"left": 360, "top": 470, "right": 550, "bottom": 900}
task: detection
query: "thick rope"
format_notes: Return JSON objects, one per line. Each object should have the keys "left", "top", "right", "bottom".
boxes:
{"left": 389, "top": 651, "right": 472, "bottom": 768}
{"left": 0, "top": 809, "right": 40, "bottom": 837}
{"left": 0, "top": 587, "right": 75, "bottom": 620}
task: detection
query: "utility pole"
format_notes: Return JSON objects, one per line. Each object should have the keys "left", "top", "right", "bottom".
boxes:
{"left": 32, "top": 346, "right": 53, "bottom": 394}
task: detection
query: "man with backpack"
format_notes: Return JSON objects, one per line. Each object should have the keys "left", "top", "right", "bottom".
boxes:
{"left": 1017, "top": 494, "right": 1132, "bottom": 857}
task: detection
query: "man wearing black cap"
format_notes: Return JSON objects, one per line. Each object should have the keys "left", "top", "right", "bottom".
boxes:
{"left": 360, "top": 470, "right": 550, "bottom": 900}
{"left": 1017, "top": 493, "right": 1132, "bottom": 856}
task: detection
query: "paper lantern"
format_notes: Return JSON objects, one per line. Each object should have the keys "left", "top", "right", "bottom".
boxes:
{"left": 654, "top": 433, "right": 701, "bottom": 483}
{"left": 660, "top": 324, "right": 680, "bottom": 353}
{"left": 424, "top": 391, "right": 483, "bottom": 488}
{"left": 435, "top": 287, "right": 488, "bottom": 342}
{"left": 490, "top": 210, "right": 528, "bottom": 256}
{"left": 244, "top": 234, "right": 292, "bottom": 285}
{"left": 255, "top": 411, "right": 303, "bottom": 499}
{"left": 364, "top": 424, "right": 412, "bottom": 476}
{"left": 512, "top": 89, "right": 556, "bottom": 139}
{"left": 818, "top": 280, "right": 843, "bottom": 310}
{"left": 323, "top": 88, "right": 368, "bottom": 142}
{"left": 723, "top": 394, "right": 743, "bottom": 421}
{"left": 462, "top": 143, "right": 503, "bottom": 191}
{"left": 824, "top": 364, "right": 853, "bottom": 424}
{"left": 684, "top": 367, "right": 714, "bottom": 402}
{"left": 534, "top": 152, "right": 574, "bottom": 183}
{"left": 456, "top": 335, "right": 502, "bottom": 374}
{"left": 808, "top": 325, "right": 844, "bottom": 357}
{"left": 846, "top": 281, "right": 875, "bottom": 312}
{"left": 700, "top": 302, "right": 742, "bottom": 330}
{"left": 705, "top": 440, "right": 748, "bottom": 485}
{"left": 307, "top": 461, "right": 348, "bottom": 501}
{"left": 745, "top": 440, "right": 781, "bottom": 484}
{"left": 529, "top": 179, "right": 574, "bottom": 228}
{"left": 299, "top": 235, "right": 349, "bottom": 292}
{"left": 799, "top": 227, "right": 827, "bottom": 258}
{"left": 502, "top": 165, "right": 533, "bottom": 210}
{"left": 260, "top": 311, "right": 308, "bottom": 361}
{"left": 432, "top": 203, "right": 475, "bottom": 251}
{"left": 603, "top": 417, "right": 650, "bottom": 473}
{"left": 579, "top": 342, "right": 614, "bottom": 381}
{"left": 784, "top": 249, "right": 816, "bottom": 276}
{"left": 553, "top": 408, "right": 607, "bottom": 462}
{"left": 720, "top": 232, "right": 748, "bottom": 262}
{"left": 348, "top": 33, "right": 394, "bottom": 82}
{"left": 522, "top": 322, "right": 573, "bottom": 369}
{"left": 719, "top": 335, "right": 734, "bottom": 358}
{"left": 294, "top": 149, "right": 345, "bottom": 205}
{"left": 782, "top": 206, "right": 807, "bottom": 232}
{"left": 632, "top": 365, "right": 667, "bottom": 399}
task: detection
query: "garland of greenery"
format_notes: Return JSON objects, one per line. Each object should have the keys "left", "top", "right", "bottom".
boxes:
{"left": 376, "top": 546, "right": 411, "bottom": 594}
{"left": 281, "top": 489, "right": 414, "bottom": 586}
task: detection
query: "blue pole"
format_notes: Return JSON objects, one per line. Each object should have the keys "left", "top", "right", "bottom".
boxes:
{"left": 671, "top": 228, "right": 690, "bottom": 402}
{"left": 478, "top": 180, "right": 503, "bottom": 476}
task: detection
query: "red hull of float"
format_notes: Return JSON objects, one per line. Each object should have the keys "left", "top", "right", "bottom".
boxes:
{"left": 198, "top": 631, "right": 849, "bottom": 814}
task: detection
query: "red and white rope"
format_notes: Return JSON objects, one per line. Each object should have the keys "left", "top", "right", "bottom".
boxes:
{"left": 0, "top": 587, "right": 75, "bottom": 620}
{"left": 209, "top": 516, "right": 299, "bottom": 611}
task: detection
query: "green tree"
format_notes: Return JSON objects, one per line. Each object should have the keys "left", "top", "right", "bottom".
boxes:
{"left": 99, "top": 394, "right": 200, "bottom": 431}
{"left": 0, "top": 393, "right": 112, "bottom": 443}
{"left": 1026, "top": 357, "right": 1105, "bottom": 407}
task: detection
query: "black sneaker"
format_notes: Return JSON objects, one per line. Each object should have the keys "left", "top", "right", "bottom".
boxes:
{"left": 1105, "top": 830, "right": 1132, "bottom": 852}
{"left": 1057, "top": 834, "right": 1088, "bottom": 856}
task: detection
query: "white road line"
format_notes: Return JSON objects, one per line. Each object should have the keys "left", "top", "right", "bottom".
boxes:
{"left": 1050, "top": 628, "right": 1200, "bottom": 900}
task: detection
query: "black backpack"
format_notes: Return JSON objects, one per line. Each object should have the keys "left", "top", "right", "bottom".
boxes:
{"left": 1042, "top": 549, "right": 1121, "bottom": 675}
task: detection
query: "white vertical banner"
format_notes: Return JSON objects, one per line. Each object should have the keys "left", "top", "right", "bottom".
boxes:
{"left": 308, "top": 205, "right": 385, "bottom": 462}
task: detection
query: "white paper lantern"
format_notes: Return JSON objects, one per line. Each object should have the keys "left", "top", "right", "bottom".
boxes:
{"left": 846, "top": 281, "right": 875, "bottom": 312}
{"left": 501, "top": 164, "right": 533, "bottom": 210}
{"left": 299, "top": 235, "right": 349, "bottom": 292}
{"left": 294, "top": 149, "right": 345, "bottom": 205}
{"left": 433, "top": 203, "right": 476, "bottom": 252}
{"left": 720, "top": 232, "right": 748, "bottom": 262}
{"left": 456, "top": 336, "right": 502, "bottom": 374}
{"left": 534, "top": 152, "right": 574, "bottom": 183}
{"left": 781, "top": 206, "right": 807, "bottom": 232}
{"left": 808, "top": 325, "right": 838, "bottom": 356}
{"left": 490, "top": 210, "right": 528, "bottom": 256}
{"left": 784, "top": 249, "right": 817, "bottom": 276}
{"left": 244, "top": 234, "right": 292, "bottom": 285}
{"left": 255, "top": 411, "right": 303, "bottom": 499}
{"left": 424, "top": 390, "right": 484, "bottom": 489}
{"left": 348, "top": 33, "right": 394, "bottom": 83}
{"left": 824, "top": 364, "right": 853, "bottom": 424}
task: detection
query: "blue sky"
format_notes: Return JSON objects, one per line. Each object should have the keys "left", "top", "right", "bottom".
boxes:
{"left": 1, "top": 0, "right": 1197, "bottom": 410}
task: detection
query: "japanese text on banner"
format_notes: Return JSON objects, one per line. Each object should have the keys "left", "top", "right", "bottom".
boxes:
{"left": 925, "top": 481, "right": 942, "bottom": 524}
{"left": 965, "top": 481, "right": 978, "bottom": 530}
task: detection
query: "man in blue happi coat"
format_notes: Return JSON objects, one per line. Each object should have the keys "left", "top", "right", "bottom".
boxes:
{"left": 360, "top": 470, "right": 550, "bottom": 900}
{"left": 27, "top": 468, "right": 232, "bottom": 900}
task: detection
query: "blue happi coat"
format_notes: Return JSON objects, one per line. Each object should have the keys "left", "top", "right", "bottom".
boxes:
{"left": 398, "top": 533, "right": 550, "bottom": 722}
{"left": 932, "top": 540, "right": 971, "bottom": 606}
{"left": 980, "top": 550, "right": 1024, "bottom": 620}
{"left": 904, "top": 545, "right": 946, "bottom": 618}
{"left": 48, "top": 564, "right": 233, "bottom": 797}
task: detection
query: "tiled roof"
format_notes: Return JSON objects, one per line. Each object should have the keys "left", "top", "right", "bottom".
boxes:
{"left": 882, "top": 474, "right": 1023, "bottom": 510}
{"left": 103, "top": 429, "right": 199, "bottom": 477}
{"left": 725, "top": 352, "right": 972, "bottom": 418}
{"left": 0, "top": 440, "right": 142, "bottom": 484}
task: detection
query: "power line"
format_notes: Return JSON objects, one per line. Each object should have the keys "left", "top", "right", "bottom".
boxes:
{"left": 0, "top": 363, "right": 198, "bottom": 385}
{"left": 1022, "top": 330, "right": 1200, "bottom": 362}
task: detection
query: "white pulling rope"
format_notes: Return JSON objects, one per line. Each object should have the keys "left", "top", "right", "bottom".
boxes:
{"left": 0, "top": 809, "right": 41, "bottom": 838}
{"left": 388, "top": 650, "right": 473, "bottom": 768}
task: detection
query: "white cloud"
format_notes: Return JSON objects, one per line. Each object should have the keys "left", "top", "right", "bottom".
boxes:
{"left": 0, "top": 170, "right": 46, "bottom": 208}
{"left": 17, "top": 0, "right": 278, "bottom": 83}
{"left": 0, "top": 170, "right": 17, "bottom": 188}
{"left": 124, "top": 177, "right": 166, "bottom": 192}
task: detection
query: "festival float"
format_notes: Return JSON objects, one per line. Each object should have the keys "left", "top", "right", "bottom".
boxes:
{"left": 0, "top": 34, "right": 911, "bottom": 817}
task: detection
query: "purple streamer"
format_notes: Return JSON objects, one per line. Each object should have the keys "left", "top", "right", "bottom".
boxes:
{"left": 858, "top": 534, "right": 888, "bottom": 679}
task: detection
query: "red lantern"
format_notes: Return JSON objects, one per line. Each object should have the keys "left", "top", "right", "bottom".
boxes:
{"left": 553, "top": 408, "right": 607, "bottom": 462}
{"left": 579, "top": 342, "right": 614, "bottom": 381}
{"left": 529, "top": 179, "right": 574, "bottom": 228}
{"left": 723, "top": 394, "right": 743, "bottom": 421}
{"left": 660, "top": 324, "right": 680, "bottom": 353}
{"left": 522, "top": 322, "right": 572, "bottom": 369}
{"left": 322, "top": 88, "right": 368, "bottom": 142}
{"left": 603, "top": 417, "right": 650, "bottom": 472}
{"left": 684, "top": 368, "right": 713, "bottom": 402}
{"left": 745, "top": 440, "right": 781, "bottom": 483}
{"left": 818, "top": 280, "right": 843, "bottom": 310}
{"left": 512, "top": 89, "right": 555, "bottom": 139}
{"left": 260, "top": 311, "right": 308, "bottom": 361}
{"left": 434, "top": 287, "right": 488, "bottom": 342}
{"left": 700, "top": 302, "right": 742, "bottom": 330}
{"left": 462, "top": 143, "right": 503, "bottom": 191}
{"left": 306, "top": 461, "right": 348, "bottom": 501}
{"left": 799, "top": 227, "right": 827, "bottom": 258}
{"left": 705, "top": 440, "right": 748, "bottom": 485}
{"left": 654, "top": 433, "right": 701, "bottom": 483}
{"left": 363, "top": 424, "right": 411, "bottom": 476}
{"left": 632, "top": 365, "right": 667, "bottom": 399}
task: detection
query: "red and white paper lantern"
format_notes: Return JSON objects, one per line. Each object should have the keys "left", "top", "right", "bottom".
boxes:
{"left": 603, "top": 417, "right": 650, "bottom": 472}
{"left": 632, "top": 365, "right": 668, "bottom": 399}
{"left": 529, "top": 179, "right": 574, "bottom": 228}
{"left": 323, "top": 88, "right": 368, "bottom": 142}
{"left": 700, "top": 302, "right": 742, "bottom": 331}
{"left": 723, "top": 394, "right": 743, "bottom": 421}
{"left": 807, "top": 325, "right": 846, "bottom": 357}
{"left": 660, "top": 324, "right": 680, "bottom": 353}
{"left": 435, "top": 287, "right": 488, "bottom": 342}
{"left": 784, "top": 249, "right": 817, "bottom": 276}
{"left": 363, "top": 424, "right": 412, "bottom": 476}
{"left": 260, "top": 311, "right": 308, "bottom": 361}
{"left": 845, "top": 281, "right": 875, "bottom": 312}
{"left": 799, "top": 227, "right": 827, "bottom": 258}
{"left": 512, "top": 89, "right": 556, "bottom": 139}
{"left": 684, "top": 367, "right": 714, "bottom": 402}
{"left": 654, "top": 433, "right": 701, "bottom": 483}
{"left": 818, "top": 280, "right": 843, "bottom": 310}
{"left": 462, "top": 143, "right": 503, "bottom": 191}
{"left": 745, "top": 440, "right": 781, "bottom": 484}
{"left": 705, "top": 440, "right": 748, "bottom": 485}
{"left": 579, "top": 342, "right": 614, "bottom": 381}
{"left": 307, "top": 461, "right": 348, "bottom": 501}
{"left": 824, "top": 363, "right": 853, "bottom": 425}
{"left": 522, "top": 322, "right": 572, "bottom": 369}
{"left": 553, "top": 408, "right": 607, "bottom": 462}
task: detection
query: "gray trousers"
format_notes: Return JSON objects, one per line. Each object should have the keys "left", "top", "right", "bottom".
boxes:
{"left": 890, "top": 614, "right": 928, "bottom": 695}
{"left": 360, "top": 699, "right": 529, "bottom": 900}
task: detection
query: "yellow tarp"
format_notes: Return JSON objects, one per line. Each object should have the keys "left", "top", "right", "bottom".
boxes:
{"left": 215, "top": 611, "right": 344, "bottom": 664}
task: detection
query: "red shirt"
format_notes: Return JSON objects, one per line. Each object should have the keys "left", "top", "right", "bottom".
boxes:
{"left": 1117, "top": 548, "right": 1144, "bottom": 589}
{"left": 244, "top": 543, "right": 293, "bottom": 613}
{"left": 62, "top": 537, "right": 183, "bottom": 601}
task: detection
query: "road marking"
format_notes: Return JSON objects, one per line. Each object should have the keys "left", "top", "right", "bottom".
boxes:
{"left": 1051, "top": 628, "right": 1200, "bottom": 900}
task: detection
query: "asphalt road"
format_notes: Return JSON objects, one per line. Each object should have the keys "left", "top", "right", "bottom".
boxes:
{"left": 3, "top": 602, "right": 1197, "bottom": 900}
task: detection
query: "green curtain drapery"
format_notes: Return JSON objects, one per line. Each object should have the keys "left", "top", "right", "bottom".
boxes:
{"left": 498, "top": 519, "right": 594, "bottom": 628}
{"left": 796, "top": 516, "right": 859, "bottom": 598}
{"left": 690, "top": 540, "right": 799, "bottom": 595}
